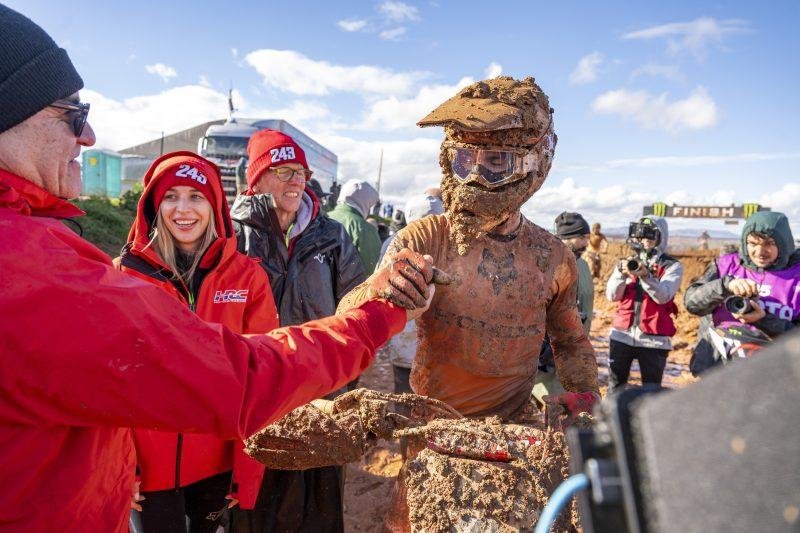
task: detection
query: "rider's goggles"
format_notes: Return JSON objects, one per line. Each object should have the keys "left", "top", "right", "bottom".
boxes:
{"left": 443, "top": 123, "right": 555, "bottom": 189}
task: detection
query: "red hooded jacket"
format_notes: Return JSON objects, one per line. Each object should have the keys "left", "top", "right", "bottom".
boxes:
{"left": 0, "top": 167, "right": 404, "bottom": 531}
{"left": 117, "top": 152, "right": 279, "bottom": 506}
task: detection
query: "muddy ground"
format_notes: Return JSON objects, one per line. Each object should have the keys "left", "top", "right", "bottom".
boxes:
{"left": 342, "top": 241, "right": 715, "bottom": 531}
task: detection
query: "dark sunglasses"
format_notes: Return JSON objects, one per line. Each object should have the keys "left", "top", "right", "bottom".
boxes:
{"left": 49, "top": 100, "right": 90, "bottom": 137}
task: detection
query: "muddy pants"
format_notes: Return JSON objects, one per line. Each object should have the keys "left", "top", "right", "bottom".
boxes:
{"left": 139, "top": 470, "right": 231, "bottom": 533}
{"left": 608, "top": 339, "right": 668, "bottom": 390}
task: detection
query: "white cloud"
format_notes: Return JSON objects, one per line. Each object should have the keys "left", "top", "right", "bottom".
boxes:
{"left": 709, "top": 189, "right": 737, "bottom": 206}
{"left": 360, "top": 76, "right": 474, "bottom": 131}
{"left": 622, "top": 17, "right": 750, "bottom": 61}
{"left": 82, "top": 86, "right": 227, "bottom": 150}
{"left": 144, "top": 63, "right": 177, "bottom": 83}
{"left": 523, "top": 177, "right": 654, "bottom": 228}
{"left": 338, "top": 18, "right": 368, "bottom": 32}
{"left": 198, "top": 75, "right": 211, "bottom": 88}
{"left": 758, "top": 183, "right": 800, "bottom": 234}
{"left": 591, "top": 86, "right": 718, "bottom": 133}
{"left": 569, "top": 52, "right": 604, "bottom": 85}
{"left": 380, "top": 27, "right": 407, "bottom": 40}
{"left": 231, "top": 48, "right": 238, "bottom": 59}
{"left": 245, "top": 49, "right": 427, "bottom": 96}
{"left": 82, "top": 85, "right": 334, "bottom": 152}
{"left": 558, "top": 152, "right": 800, "bottom": 173}
{"left": 319, "top": 135, "right": 440, "bottom": 199}
{"left": 630, "top": 63, "right": 685, "bottom": 83}
{"left": 484, "top": 62, "right": 503, "bottom": 78}
{"left": 379, "top": 1, "right": 420, "bottom": 23}
{"left": 522, "top": 178, "right": 800, "bottom": 237}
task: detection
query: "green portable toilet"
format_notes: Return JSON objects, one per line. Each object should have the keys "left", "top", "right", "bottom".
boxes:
{"left": 82, "top": 149, "right": 122, "bottom": 197}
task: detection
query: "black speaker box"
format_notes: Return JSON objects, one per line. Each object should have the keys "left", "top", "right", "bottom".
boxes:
{"left": 632, "top": 333, "right": 800, "bottom": 532}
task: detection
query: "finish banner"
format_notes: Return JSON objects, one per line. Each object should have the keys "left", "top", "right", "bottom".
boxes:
{"left": 643, "top": 203, "right": 768, "bottom": 219}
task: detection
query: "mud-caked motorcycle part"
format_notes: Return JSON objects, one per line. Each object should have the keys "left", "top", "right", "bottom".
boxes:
{"left": 244, "top": 389, "right": 461, "bottom": 470}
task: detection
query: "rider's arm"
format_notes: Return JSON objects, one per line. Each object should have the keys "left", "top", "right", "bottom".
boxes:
{"left": 548, "top": 248, "right": 600, "bottom": 395}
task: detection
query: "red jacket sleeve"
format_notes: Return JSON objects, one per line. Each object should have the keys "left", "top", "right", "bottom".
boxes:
{"left": 0, "top": 224, "right": 405, "bottom": 441}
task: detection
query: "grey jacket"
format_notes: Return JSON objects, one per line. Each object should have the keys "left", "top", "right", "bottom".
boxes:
{"left": 230, "top": 191, "right": 366, "bottom": 326}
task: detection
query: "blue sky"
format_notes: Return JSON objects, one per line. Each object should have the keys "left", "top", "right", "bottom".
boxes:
{"left": 10, "top": 0, "right": 800, "bottom": 236}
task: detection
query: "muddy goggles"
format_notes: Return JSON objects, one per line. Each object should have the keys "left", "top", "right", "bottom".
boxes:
{"left": 444, "top": 124, "right": 555, "bottom": 189}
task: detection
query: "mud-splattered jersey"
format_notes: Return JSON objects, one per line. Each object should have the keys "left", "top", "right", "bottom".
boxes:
{"left": 341, "top": 214, "right": 598, "bottom": 417}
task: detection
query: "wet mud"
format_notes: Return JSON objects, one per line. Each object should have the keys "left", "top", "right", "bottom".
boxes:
{"left": 245, "top": 390, "right": 461, "bottom": 470}
{"left": 342, "top": 240, "right": 714, "bottom": 532}
{"left": 402, "top": 417, "right": 579, "bottom": 532}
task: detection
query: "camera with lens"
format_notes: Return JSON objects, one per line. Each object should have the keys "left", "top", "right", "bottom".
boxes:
{"left": 625, "top": 257, "right": 643, "bottom": 272}
{"left": 724, "top": 295, "right": 754, "bottom": 314}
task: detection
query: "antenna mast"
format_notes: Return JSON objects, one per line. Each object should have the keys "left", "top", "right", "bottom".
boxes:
{"left": 376, "top": 148, "right": 384, "bottom": 197}
{"left": 227, "top": 84, "right": 236, "bottom": 121}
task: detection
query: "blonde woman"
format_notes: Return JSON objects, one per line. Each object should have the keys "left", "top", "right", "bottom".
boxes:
{"left": 118, "top": 151, "right": 279, "bottom": 532}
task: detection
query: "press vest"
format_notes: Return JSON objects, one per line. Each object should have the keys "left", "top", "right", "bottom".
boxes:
{"left": 612, "top": 257, "right": 679, "bottom": 336}
{"left": 712, "top": 252, "right": 800, "bottom": 325}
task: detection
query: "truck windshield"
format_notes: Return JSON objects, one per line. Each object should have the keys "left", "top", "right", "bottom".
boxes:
{"left": 203, "top": 136, "right": 249, "bottom": 158}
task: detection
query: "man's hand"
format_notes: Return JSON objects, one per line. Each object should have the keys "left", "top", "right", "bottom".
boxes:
{"left": 366, "top": 249, "right": 432, "bottom": 309}
{"left": 619, "top": 259, "right": 648, "bottom": 278}
{"left": 726, "top": 278, "right": 759, "bottom": 298}
{"left": 406, "top": 284, "right": 435, "bottom": 322}
{"left": 733, "top": 299, "right": 766, "bottom": 324}
{"left": 543, "top": 391, "right": 599, "bottom": 429}
{"left": 225, "top": 495, "right": 239, "bottom": 509}
{"left": 131, "top": 480, "right": 144, "bottom": 511}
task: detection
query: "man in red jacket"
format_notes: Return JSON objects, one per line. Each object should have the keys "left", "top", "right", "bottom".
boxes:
{"left": 0, "top": 5, "right": 434, "bottom": 531}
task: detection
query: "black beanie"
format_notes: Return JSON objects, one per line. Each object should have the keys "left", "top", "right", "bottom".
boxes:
{"left": 0, "top": 4, "right": 84, "bottom": 133}
{"left": 554, "top": 211, "right": 590, "bottom": 238}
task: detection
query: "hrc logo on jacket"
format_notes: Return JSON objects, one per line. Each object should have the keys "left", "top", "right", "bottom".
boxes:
{"left": 213, "top": 289, "right": 249, "bottom": 303}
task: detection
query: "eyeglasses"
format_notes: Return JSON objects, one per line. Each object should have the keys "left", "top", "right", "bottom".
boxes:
{"left": 270, "top": 166, "right": 313, "bottom": 182}
{"left": 49, "top": 100, "right": 90, "bottom": 137}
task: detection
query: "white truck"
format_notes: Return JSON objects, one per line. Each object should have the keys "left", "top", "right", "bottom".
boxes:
{"left": 197, "top": 118, "right": 338, "bottom": 204}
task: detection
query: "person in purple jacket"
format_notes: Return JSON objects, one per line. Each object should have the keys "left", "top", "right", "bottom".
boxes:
{"left": 685, "top": 211, "right": 800, "bottom": 375}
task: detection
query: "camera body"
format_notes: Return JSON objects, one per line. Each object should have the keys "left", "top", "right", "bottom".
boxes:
{"left": 724, "top": 295, "right": 753, "bottom": 314}
{"left": 627, "top": 222, "right": 659, "bottom": 242}
{"left": 626, "top": 221, "right": 660, "bottom": 255}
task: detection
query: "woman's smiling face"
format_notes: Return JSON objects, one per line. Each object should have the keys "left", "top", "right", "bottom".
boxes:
{"left": 159, "top": 186, "right": 212, "bottom": 252}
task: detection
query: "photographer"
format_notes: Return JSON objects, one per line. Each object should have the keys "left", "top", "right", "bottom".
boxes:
{"left": 685, "top": 211, "right": 800, "bottom": 375}
{"left": 606, "top": 217, "right": 683, "bottom": 389}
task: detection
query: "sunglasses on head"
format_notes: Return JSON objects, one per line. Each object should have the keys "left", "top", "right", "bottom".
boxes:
{"left": 49, "top": 99, "right": 90, "bottom": 137}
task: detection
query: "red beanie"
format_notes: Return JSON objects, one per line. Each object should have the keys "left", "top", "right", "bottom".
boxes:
{"left": 246, "top": 129, "right": 309, "bottom": 192}
{"left": 150, "top": 156, "right": 218, "bottom": 209}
